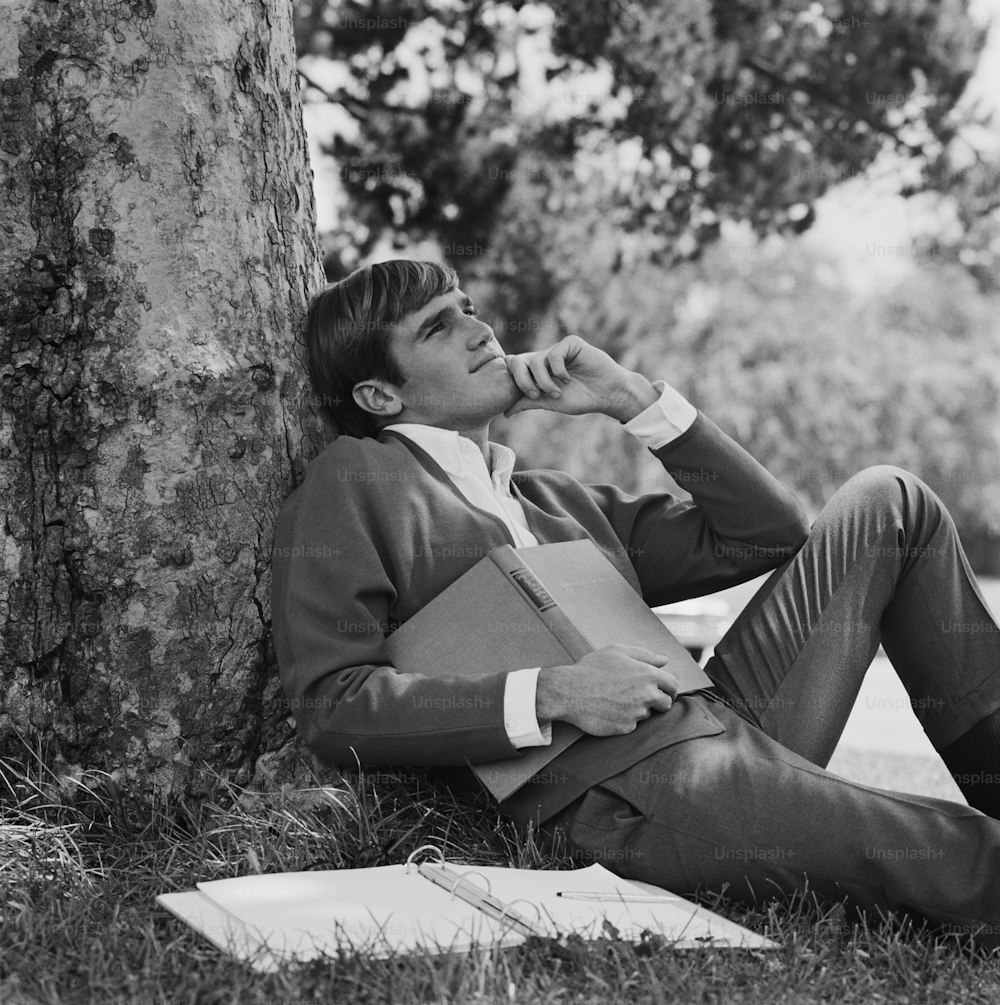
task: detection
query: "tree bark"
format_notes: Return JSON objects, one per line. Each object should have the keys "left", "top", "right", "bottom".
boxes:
{"left": 0, "top": 0, "right": 325, "bottom": 788}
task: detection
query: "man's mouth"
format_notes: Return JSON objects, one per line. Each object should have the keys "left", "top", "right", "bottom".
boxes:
{"left": 471, "top": 355, "right": 505, "bottom": 372}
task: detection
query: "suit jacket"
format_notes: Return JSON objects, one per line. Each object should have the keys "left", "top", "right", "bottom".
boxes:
{"left": 270, "top": 411, "right": 810, "bottom": 826}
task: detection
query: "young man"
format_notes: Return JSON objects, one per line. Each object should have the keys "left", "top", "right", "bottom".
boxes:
{"left": 271, "top": 259, "right": 1000, "bottom": 946}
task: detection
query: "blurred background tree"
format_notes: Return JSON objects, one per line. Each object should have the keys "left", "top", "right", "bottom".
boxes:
{"left": 294, "top": 0, "right": 1000, "bottom": 573}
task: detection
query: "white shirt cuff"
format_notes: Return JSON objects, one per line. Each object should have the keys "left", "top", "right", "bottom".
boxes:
{"left": 503, "top": 667, "right": 552, "bottom": 749}
{"left": 623, "top": 379, "right": 697, "bottom": 450}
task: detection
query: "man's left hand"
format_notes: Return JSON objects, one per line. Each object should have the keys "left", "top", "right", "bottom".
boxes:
{"left": 503, "top": 335, "right": 658, "bottom": 422}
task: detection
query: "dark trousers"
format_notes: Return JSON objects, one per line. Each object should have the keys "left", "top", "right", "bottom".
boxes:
{"left": 547, "top": 466, "right": 1000, "bottom": 944}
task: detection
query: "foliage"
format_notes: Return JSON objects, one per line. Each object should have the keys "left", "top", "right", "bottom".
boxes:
{"left": 296, "top": 0, "right": 987, "bottom": 283}
{"left": 675, "top": 246, "right": 1000, "bottom": 576}
{"left": 916, "top": 154, "right": 1000, "bottom": 293}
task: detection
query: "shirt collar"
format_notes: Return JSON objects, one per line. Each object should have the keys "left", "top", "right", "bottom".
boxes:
{"left": 383, "top": 422, "right": 516, "bottom": 490}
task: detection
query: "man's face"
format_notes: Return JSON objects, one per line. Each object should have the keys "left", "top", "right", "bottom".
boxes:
{"left": 379, "top": 288, "right": 520, "bottom": 430}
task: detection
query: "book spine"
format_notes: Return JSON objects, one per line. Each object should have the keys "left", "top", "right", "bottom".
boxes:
{"left": 488, "top": 546, "right": 592, "bottom": 662}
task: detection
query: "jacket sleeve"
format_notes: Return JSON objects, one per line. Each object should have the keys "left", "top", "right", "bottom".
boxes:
{"left": 270, "top": 456, "right": 519, "bottom": 769}
{"left": 587, "top": 410, "right": 811, "bottom": 606}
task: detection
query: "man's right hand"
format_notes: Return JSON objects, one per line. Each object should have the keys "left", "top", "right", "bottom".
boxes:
{"left": 535, "top": 644, "right": 678, "bottom": 736}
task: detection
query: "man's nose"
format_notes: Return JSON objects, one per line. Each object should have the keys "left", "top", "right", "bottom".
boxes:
{"left": 466, "top": 317, "right": 495, "bottom": 346}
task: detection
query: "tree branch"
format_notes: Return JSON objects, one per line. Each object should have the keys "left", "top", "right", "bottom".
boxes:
{"left": 743, "top": 57, "right": 925, "bottom": 157}
{"left": 297, "top": 68, "right": 427, "bottom": 120}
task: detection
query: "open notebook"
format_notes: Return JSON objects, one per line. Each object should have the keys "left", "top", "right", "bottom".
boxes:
{"left": 157, "top": 847, "right": 777, "bottom": 970}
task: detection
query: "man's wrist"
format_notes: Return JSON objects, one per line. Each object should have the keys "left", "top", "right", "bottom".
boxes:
{"left": 535, "top": 665, "right": 568, "bottom": 722}
{"left": 605, "top": 373, "right": 659, "bottom": 423}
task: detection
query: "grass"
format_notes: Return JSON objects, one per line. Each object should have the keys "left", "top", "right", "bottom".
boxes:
{"left": 2, "top": 744, "right": 999, "bottom": 1005}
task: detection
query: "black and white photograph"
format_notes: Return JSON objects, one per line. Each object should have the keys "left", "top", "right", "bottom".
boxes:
{"left": 2, "top": 1, "right": 1000, "bottom": 1002}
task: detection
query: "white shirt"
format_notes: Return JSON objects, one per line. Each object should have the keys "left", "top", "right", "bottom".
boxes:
{"left": 383, "top": 380, "right": 697, "bottom": 749}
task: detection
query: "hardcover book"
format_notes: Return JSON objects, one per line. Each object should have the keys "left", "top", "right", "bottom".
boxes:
{"left": 387, "top": 539, "right": 714, "bottom": 801}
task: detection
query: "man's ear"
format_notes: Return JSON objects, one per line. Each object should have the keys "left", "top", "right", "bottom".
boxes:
{"left": 353, "top": 378, "right": 404, "bottom": 419}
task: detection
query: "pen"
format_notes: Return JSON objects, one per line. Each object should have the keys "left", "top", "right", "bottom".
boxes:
{"left": 555, "top": 891, "right": 682, "bottom": 903}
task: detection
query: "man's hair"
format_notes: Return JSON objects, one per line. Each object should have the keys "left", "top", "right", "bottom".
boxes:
{"left": 305, "top": 259, "right": 459, "bottom": 438}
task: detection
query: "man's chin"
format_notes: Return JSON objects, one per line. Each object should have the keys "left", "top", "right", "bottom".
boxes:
{"left": 492, "top": 373, "right": 523, "bottom": 417}
{"left": 466, "top": 368, "right": 519, "bottom": 413}
{"left": 450, "top": 370, "right": 522, "bottom": 425}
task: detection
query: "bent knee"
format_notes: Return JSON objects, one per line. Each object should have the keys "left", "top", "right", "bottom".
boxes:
{"left": 843, "top": 464, "right": 924, "bottom": 504}
{"left": 840, "top": 464, "right": 947, "bottom": 529}
{"left": 845, "top": 464, "right": 912, "bottom": 492}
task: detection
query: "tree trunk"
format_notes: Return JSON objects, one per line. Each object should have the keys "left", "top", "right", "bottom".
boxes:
{"left": 0, "top": 0, "right": 324, "bottom": 789}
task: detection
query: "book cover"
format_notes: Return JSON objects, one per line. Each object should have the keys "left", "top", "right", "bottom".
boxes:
{"left": 387, "top": 539, "right": 714, "bottom": 801}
